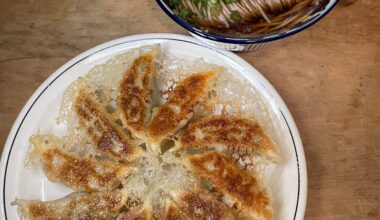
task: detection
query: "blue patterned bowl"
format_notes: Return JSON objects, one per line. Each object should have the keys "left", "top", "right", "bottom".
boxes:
{"left": 157, "top": 0, "right": 339, "bottom": 51}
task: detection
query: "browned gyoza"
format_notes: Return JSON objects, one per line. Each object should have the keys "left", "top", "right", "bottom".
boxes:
{"left": 30, "top": 135, "right": 131, "bottom": 192}
{"left": 118, "top": 50, "right": 159, "bottom": 139}
{"left": 74, "top": 88, "right": 142, "bottom": 162}
{"left": 117, "top": 208, "right": 151, "bottom": 220}
{"left": 13, "top": 190, "right": 128, "bottom": 220}
{"left": 117, "top": 199, "right": 183, "bottom": 220}
{"left": 179, "top": 115, "right": 277, "bottom": 158}
{"left": 147, "top": 72, "right": 216, "bottom": 148}
{"left": 162, "top": 202, "right": 184, "bottom": 220}
{"left": 186, "top": 152, "right": 272, "bottom": 220}
{"left": 170, "top": 190, "right": 235, "bottom": 220}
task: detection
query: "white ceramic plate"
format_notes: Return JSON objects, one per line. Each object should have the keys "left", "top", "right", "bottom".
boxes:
{"left": 0, "top": 34, "right": 307, "bottom": 220}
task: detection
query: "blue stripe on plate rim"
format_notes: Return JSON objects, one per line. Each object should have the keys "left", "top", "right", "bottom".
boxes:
{"left": 156, "top": 0, "right": 339, "bottom": 44}
{"left": 0, "top": 35, "right": 305, "bottom": 220}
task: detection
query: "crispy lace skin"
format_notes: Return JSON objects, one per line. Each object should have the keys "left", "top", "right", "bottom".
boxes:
{"left": 30, "top": 135, "right": 131, "bottom": 192}
{"left": 15, "top": 45, "right": 276, "bottom": 220}
{"left": 14, "top": 190, "right": 128, "bottom": 220}
{"left": 147, "top": 72, "right": 216, "bottom": 147}
{"left": 118, "top": 54, "right": 157, "bottom": 139}
{"left": 179, "top": 115, "right": 276, "bottom": 158}
{"left": 186, "top": 152, "right": 272, "bottom": 220}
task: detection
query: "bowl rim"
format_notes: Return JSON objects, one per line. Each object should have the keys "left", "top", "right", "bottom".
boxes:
{"left": 156, "top": 0, "right": 339, "bottom": 44}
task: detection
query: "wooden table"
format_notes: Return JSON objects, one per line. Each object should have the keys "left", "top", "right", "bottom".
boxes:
{"left": 0, "top": 0, "right": 379, "bottom": 219}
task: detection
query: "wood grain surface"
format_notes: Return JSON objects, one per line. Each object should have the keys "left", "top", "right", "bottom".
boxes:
{"left": 0, "top": 0, "right": 379, "bottom": 219}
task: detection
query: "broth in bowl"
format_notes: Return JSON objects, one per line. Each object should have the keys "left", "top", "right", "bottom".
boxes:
{"left": 165, "top": 0, "right": 321, "bottom": 38}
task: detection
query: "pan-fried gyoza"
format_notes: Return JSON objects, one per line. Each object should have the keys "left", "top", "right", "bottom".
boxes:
{"left": 179, "top": 115, "right": 277, "bottom": 159}
{"left": 30, "top": 135, "right": 131, "bottom": 192}
{"left": 170, "top": 190, "right": 235, "bottom": 220}
{"left": 147, "top": 72, "right": 217, "bottom": 148}
{"left": 13, "top": 190, "right": 128, "bottom": 220}
{"left": 186, "top": 152, "right": 272, "bottom": 220}
{"left": 74, "top": 86, "right": 143, "bottom": 162}
{"left": 118, "top": 47, "right": 160, "bottom": 139}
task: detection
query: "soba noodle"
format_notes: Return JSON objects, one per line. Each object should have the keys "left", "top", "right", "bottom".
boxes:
{"left": 166, "top": 0, "right": 320, "bottom": 37}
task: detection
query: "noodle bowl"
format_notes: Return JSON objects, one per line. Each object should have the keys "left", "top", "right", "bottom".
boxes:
{"left": 157, "top": 0, "right": 338, "bottom": 51}
{"left": 166, "top": 0, "right": 318, "bottom": 36}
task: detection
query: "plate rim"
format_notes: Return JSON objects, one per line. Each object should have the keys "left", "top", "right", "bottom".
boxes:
{"left": 0, "top": 33, "right": 307, "bottom": 219}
